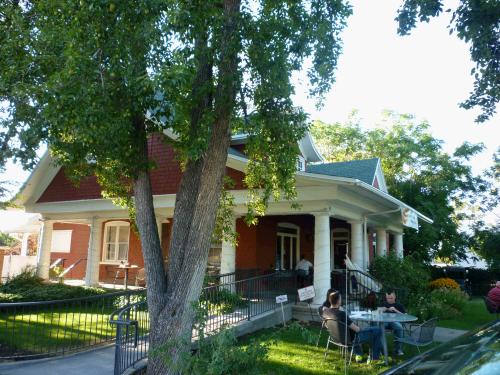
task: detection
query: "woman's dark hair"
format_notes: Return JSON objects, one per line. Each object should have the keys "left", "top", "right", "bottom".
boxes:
{"left": 323, "top": 288, "right": 337, "bottom": 307}
{"left": 328, "top": 290, "right": 341, "bottom": 306}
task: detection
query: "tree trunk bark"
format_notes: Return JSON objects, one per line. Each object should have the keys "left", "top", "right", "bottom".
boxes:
{"left": 146, "top": 1, "right": 241, "bottom": 374}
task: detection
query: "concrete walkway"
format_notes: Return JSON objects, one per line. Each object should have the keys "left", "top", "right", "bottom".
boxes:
{"left": 0, "top": 326, "right": 468, "bottom": 375}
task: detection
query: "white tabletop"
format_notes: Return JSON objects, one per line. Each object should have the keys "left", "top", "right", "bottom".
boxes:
{"left": 349, "top": 311, "right": 418, "bottom": 323}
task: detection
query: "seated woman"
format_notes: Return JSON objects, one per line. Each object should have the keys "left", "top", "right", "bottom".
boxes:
{"left": 318, "top": 288, "right": 337, "bottom": 317}
{"left": 324, "top": 291, "right": 382, "bottom": 362}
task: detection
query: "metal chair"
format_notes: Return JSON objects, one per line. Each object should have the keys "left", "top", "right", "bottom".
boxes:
{"left": 316, "top": 306, "right": 327, "bottom": 347}
{"left": 324, "top": 318, "right": 358, "bottom": 366}
{"left": 396, "top": 317, "right": 438, "bottom": 353}
{"left": 483, "top": 296, "right": 499, "bottom": 318}
{"left": 135, "top": 268, "right": 146, "bottom": 287}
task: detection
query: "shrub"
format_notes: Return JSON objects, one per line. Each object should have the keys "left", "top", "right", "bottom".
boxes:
{"left": 429, "top": 277, "right": 460, "bottom": 290}
{"left": 0, "top": 268, "right": 108, "bottom": 302}
{"left": 199, "top": 288, "right": 247, "bottom": 316}
{"left": 369, "top": 253, "right": 431, "bottom": 298}
{"left": 408, "top": 287, "right": 468, "bottom": 321}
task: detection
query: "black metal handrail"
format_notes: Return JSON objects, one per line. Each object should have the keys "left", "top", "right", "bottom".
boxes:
{"left": 110, "top": 271, "right": 298, "bottom": 375}
{"left": 0, "top": 289, "right": 146, "bottom": 360}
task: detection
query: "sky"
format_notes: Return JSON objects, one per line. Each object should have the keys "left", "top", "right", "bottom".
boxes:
{"left": 1, "top": 0, "right": 499, "bottom": 203}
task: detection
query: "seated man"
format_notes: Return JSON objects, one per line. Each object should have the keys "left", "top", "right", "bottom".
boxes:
{"left": 379, "top": 289, "right": 406, "bottom": 356}
{"left": 324, "top": 291, "right": 382, "bottom": 362}
{"left": 487, "top": 281, "right": 500, "bottom": 307}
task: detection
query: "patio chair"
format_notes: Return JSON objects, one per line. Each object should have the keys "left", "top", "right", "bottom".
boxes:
{"left": 396, "top": 317, "right": 438, "bottom": 353}
{"left": 135, "top": 268, "right": 146, "bottom": 287}
{"left": 316, "top": 306, "right": 327, "bottom": 347}
{"left": 483, "top": 296, "right": 499, "bottom": 318}
{"left": 324, "top": 318, "right": 358, "bottom": 366}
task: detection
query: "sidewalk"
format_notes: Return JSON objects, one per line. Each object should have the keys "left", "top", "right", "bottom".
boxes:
{"left": 433, "top": 326, "right": 467, "bottom": 342}
{"left": 0, "top": 326, "right": 468, "bottom": 374}
{"left": 0, "top": 345, "right": 115, "bottom": 375}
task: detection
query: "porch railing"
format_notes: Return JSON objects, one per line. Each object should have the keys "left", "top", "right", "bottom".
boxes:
{"left": 110, "top": 271, "right": 298, "bottom": 375}
{"left": 0, "top": 289, "right": 146, "bottom": 360}
{"left": 331, "top": 268, "right": 409, "bottom": 307}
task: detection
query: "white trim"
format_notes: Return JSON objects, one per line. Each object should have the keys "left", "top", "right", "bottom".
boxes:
{"left": 102, "top": 221, "right": 130, "bottom": 263}
{"left": 276, "top": 223, "right": 300, "bottom": 271}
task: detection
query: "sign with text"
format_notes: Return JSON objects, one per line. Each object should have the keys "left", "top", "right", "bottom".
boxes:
{"left": 298, "top": 286, "right": 315, "bottom": 302}
{"left": 401, "top": 208, "right": 419, "bottom": 230}
{"left": 275, "top": 294, "right": 288, "bottom": 304}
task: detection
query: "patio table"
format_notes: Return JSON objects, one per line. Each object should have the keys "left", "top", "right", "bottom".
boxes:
{"left": 349, "top": 310, "right": 418, "bottom": 365}
{"left": 116, "top": 264, "right": 139, "bottom": 289}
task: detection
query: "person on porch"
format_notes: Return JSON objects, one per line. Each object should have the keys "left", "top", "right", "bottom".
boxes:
{"left": 296, "top": 256, "right": 313, "bottom": 287}
{"left": 379, "top": 289, "right": 406, "bottom": 356}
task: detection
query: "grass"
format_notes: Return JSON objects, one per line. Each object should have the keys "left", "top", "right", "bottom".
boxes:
{"left": 438, "top": 297, "right": 494, "bottom": 330}
{"left": 239, "top": 323, "right": 437, "bottom": 375}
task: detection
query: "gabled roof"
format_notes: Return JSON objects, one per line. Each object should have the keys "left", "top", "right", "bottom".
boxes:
{"left": 306, "top": 158, "right": 380, "bottom": 186}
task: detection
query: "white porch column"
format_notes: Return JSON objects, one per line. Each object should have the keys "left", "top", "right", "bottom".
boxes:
{"left": 156, "top": 216, "right": 163, "bottom": 244}
{"left": 349, "top": 221, "right": 364, "bottom": 269}
{"left": 376, "top": 228, "right": 387, "bottom": 257}
{"left": 36, "top": 220, "right": 53, "bottom": 280}
{"left": 85, "top": 218, "right": 104, "bottom": 286}
{"left": 394, "top": 233, "right": 404, "bottom": 259}
{"left": 313, "top": 213, "right": 331, "bottom": 304}
{"left": 220, "top": 215, "right": 237, "bottom": 276}
{"left": 20, "top": 233, "right": 30, "bottom": 256}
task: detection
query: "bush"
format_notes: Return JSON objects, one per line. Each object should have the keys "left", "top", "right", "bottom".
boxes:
{"left": 429, "top": 277, "right": 460, "bottom": 290}
{"left": 408, "top": 287, "right": 468, "bottom": 321}
{"left": 369, "top": 253, "right": 431, "bottom": 297}
{"left": 0, "top": 267, "right": 108, "bottom": 302}
{"left": 199, "top": 288, "right": 247, "bottom": 316}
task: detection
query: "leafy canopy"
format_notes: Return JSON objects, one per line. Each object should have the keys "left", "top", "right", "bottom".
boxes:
{"left": 0, "top": 0, "right": 352, "bottom": 216}
{"left": 396, "top": 0, "right": 500, "bottom": 123}
{"left": 311, "top": 111, "right": 498, "bottom": 261}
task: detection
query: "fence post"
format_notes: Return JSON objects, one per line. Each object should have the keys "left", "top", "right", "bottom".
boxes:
{"left": 114, "top": 324, "right": 122, "bottom": 375}
{"left": 247, "top": 278, "right": 252, "bottom": 321}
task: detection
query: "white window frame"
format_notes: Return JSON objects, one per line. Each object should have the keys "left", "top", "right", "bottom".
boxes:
{"left": 50, "top": 230, "right": 73, "bottom": 253}
{"left": 276, "top": 223, "right": 300, "bottom": 270}
{"left": 101, "top": 221, "right": 130, "bottom": 264}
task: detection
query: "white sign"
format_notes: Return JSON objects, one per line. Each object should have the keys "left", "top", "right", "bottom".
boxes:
{"left": 298, "top": 286, "right": 316, "bottom": 302}
{"left": 401, "top": 208, "right": 419, "bottom": 230}
{"left": 276, "top": 294, "right": 288, "bottom": 304}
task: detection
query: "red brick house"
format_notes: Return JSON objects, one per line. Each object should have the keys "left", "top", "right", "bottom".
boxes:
{"left": 17, "top": 131, "right": 431, "bottom": 302}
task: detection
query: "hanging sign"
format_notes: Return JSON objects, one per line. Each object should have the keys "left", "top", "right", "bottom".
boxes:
{"left": 401, "top": 208, "right": 419, "bottom": 230}
{"left": 298, "top": 286, "right": 315, "bottom": 302}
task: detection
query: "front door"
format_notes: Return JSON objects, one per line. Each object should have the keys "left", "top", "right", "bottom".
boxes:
{"left": 276, "top": 224, "right": 299, "bottom": 270}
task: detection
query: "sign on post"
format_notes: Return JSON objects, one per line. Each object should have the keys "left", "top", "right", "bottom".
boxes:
{"left": 297, "top": 286, "right": 315, "bottom": 302}
{"left": 276, "top": 294, "right": 288, "bottom": 326}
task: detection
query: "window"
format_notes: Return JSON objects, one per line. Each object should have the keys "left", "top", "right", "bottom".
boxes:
{"left": 102, "top": 221, "right": 130, "bottom": 263}
{"left": 50, "top": 230, "right": 72, "bottom": 253}
{"left": 297, "top": 155, "right": 306, "bottom": 171}
{"left": 276, "top": 223, "right": 300, "bottom": 270}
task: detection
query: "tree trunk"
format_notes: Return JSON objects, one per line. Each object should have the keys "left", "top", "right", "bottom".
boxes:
{"left": 145, "top": 1, "right": 241, "bottom": 374}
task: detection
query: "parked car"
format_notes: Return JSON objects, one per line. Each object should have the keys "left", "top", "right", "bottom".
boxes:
{"left": 381, "top": 320, "right": 500, "bottom": 374}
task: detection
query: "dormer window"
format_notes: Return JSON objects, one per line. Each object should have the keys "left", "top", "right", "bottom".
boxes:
{"left": 297, "top": 155, "right": 306, "bottom": 171}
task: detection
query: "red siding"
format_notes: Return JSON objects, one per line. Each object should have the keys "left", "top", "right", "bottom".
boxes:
{"left": 236, "top": 215, "right": 315, "bottom": 271}
{"left": 50, "top": 223, "right": 90, "bottom": 280}
{"left": 37, "top": 134, "right": 245, "bottom": 203}
{"left": 373, "top": 176, "right": 379, "bottom": 189}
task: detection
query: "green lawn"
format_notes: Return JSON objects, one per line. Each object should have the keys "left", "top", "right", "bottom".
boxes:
{"left": 438, "top": 297, "right": 493, "bottom": 330}
{"left": 240, "top": 323, "right": 436, "bottom": 375}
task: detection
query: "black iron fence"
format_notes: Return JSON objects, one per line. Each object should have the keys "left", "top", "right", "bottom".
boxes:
{"left": 110, "top": 300, "right": 149, "bottom": 375}
{"left": 204, "top": 268, "right": 268, "bottom": 286}
{"left": 0, "top": 289, "right": 146, "bottom": 360}
{"left": 110, "top": 271, "right": 298, "bottom": 375}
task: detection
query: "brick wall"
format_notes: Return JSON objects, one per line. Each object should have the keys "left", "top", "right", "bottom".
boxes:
{"left": 51, "top": 223, "right": 90, "bottom": 280}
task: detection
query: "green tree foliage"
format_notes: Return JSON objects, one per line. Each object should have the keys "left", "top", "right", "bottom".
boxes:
{"left": 311, "top": 111, "right": 498, "bottom": 261}
{"left": 396, "top": 0, "right": 500, "bottom": 123}
{"left": 1, "top": 2, "right": 352, "bottom": 373}
{"left": 0, "top": 231, "right": 18, "bottom": 247}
